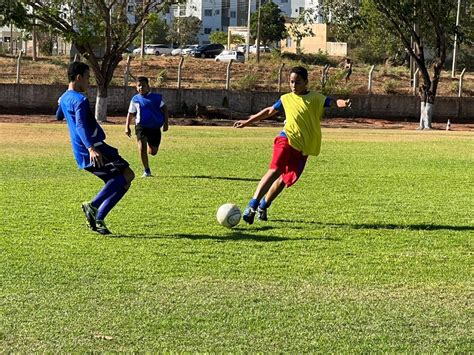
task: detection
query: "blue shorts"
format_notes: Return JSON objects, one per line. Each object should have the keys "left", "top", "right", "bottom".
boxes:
{"left": 84, "top": 143, "right": 130, "bottom": 183}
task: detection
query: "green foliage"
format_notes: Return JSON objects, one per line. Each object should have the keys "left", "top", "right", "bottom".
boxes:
{"left": 0, "top": 0, "right": 29, "bottom": 28}
{"left": 383, "top": 79, "right": 398, "bottom": 94}
{"left": 167, "top": 16, "right": 201, "bottom": 46}
{"left": 134, "top": 15, "right": 170, "bottom": 47}
{"left": 250, "top": 1, "right": 287, "bottom": 45}
{"left": 233, "top": 73, "right": 259, "bottom": 91}
{"left": 1, "top": 125, "right": 472, "bottom": 352}
{"left": 156, "top": 69, "right": 168, "bottom": 87}
{"left": 286, "top": 9, "right": 316, "bottom": 55}
{"left": 209, "top": 31, "right": 245, "bottom": 47}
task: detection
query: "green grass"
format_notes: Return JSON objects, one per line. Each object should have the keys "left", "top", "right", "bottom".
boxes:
{"left": 1, "top": 124, "right": 472, "bottom": 352}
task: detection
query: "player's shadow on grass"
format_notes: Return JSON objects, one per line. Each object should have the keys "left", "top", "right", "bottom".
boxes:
{"left": 273, "top": 219, "right": 474, "bottom": 231}
{"left": 111, "top": 226, "right": 305, "bottom": 242}
{"left": 170, "top": 175, "right": 260, "bottom": 182}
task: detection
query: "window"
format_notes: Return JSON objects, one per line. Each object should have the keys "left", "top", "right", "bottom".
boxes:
{"left": 204, "top": 28, "right": 212, "bottom": 34}
{"left": 179, "top": 7, "right": 186, "bottom": 16}
{"left": 127, "top": 5, "right": 134, "bottom": 12}
{"left": 286, "top": 37, "right": 292, "bottom": 48}
{"left": 299, "top": 7, "right": 305, "bottom": 13}
{"left": 215, "top": 10, "right": 220, "bottom": 15}
{"left": 281, "top": 0, "right": 288, "bottom": 3}
{"left": 230, "top": 11, "right": 236, "bottom": 18}
{"left": 204, "top": 9, "right": 212, "bottom": 16}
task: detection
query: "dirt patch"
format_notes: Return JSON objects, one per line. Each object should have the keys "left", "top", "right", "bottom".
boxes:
{"left": 1, "top": 114, "right": 473, "bottom": 131}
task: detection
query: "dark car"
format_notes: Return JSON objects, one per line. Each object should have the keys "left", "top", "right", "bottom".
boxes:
{"left": 192, "top": 43, "right": 225, "bottom": 58}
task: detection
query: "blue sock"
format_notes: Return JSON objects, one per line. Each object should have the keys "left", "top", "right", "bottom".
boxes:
{"left": 96, "top": 186, "right": 128, "bottom": 220}
{"left": 259, "top": 198, "right": 271, "bottom": 210}
{"left": 249, "top": 198, "right": 259, "bottom": 210}
{"left": 91, "top": 175, "right": 127, "bottom": 209}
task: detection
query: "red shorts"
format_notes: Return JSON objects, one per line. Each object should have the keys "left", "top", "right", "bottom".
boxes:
{"left": 269, "top": 136, "right": 308, "bottom": 187}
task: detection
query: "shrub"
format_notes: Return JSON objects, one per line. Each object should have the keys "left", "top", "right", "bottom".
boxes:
{"left": 156, "top": 69, "right": 167, "bottom": 87}
{"left": 233, "top": 73, "right": 259, "bottom": 91}
{"left": 352, "top": 46, "right": 385, "bottom": 65}
{"left": 383, "top": 79, "right": 398, "bottom": 94}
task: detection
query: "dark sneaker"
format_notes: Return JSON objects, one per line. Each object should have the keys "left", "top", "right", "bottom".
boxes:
{"left": 242, "top": 207, "right": 256, "bottom": 225}
{"left": 257, "top": 207, "right": 268, "bottom": 221}
{"left": 81, "top": 202, "right": 98, "bottom": 231}
{"left": 95, "top": 220, "right": 111, "bottom": 235}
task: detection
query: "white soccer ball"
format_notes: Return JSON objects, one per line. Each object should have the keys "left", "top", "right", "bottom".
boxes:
{"left": 216, "top": 203, "right": 241, "bottom": 228}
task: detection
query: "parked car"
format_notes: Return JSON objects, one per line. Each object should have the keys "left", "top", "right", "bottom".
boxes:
{"left": 181, "top": 44, "right": 199, "bottom": 56}
{"left": 237, "top": 44, "right": 271, "bottom": 53}
{"left": 215, "top": 50, "right": 245, "bottom": 63}
{"left": 144, "top": 44, "right": 173, "bottom": 55}
{"left": 171, "top": 44, "right": 199, "bottom": 56}
{"left": 191, "top": 43, "right": 225, "bottom": 58}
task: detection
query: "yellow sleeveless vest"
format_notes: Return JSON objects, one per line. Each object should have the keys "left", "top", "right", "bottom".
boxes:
{"left": 281, "top": 91, "right": 326, "bottom": 156}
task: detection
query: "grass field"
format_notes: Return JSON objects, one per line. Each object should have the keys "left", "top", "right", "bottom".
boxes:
{"left": 1, "top": 123, "right": 472, "bottom": 352}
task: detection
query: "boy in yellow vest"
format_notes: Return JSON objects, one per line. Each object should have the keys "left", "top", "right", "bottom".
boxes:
{"left": 233, "top": 66, "right": 350, "bottom": 224}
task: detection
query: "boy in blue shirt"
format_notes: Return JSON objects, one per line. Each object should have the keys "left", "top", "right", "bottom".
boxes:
{"left": 56, "top": 62, "right": 135, "bottom": 235}
{"left": 125, "top": 77, "right": 169, "bottom": 177}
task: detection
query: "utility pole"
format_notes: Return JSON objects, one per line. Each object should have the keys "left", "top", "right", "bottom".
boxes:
{"left": 451, "top": 0, "right": 461, "bottom": 78}
{"left": 256, "top": 0, "right": 261, "bottom": 63}
{"left": 246, "top": 0, "right": 252, "bottom": 61}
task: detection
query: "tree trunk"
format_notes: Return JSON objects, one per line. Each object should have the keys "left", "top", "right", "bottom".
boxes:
{"left": 419, "top": 101, "right": 434, "bottom": 129}
{"left": 95, "top": 85, "right": 108, "bottom": 122}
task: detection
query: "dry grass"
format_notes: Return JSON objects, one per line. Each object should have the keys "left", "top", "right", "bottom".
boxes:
{"left": 0, "top": 54, "right": 472, "bottom": 96}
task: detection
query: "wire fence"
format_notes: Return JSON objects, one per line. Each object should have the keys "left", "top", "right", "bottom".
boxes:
{"left": 0, "top": 54, "right": 472, "bottom": 97}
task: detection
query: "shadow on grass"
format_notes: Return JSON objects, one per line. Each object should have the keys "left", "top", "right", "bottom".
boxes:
{"left": 109, "top": 226, "right": 339, "bottom": 242}
{"left": 273, "top": 219, "right": 474, "bottom": 231}
{"left": 167, "top": 175, "right": 260, "bottom": 182}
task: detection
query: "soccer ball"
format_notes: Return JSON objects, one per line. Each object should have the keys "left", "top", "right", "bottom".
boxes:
{"left": 216, "top": 203, "right": 241, "bottom": 228}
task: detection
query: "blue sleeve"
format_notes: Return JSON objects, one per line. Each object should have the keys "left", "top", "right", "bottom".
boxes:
{"left": 75, "top": 99, "right": 95, "bottom": 149}
{"left": 56, "top": 105, "right": 64, "bottom": 120}
{"left": 324, "top": 97, "right": 332, "bottom": 108}
{"left": 273, "top": 98, "right": 284, "bottom": 113}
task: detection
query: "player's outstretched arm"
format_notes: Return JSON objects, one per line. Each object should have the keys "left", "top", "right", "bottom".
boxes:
{"left": 162, "top": 105, "right": 169, "bottom": 132}
{"left": 233, "top": 106, "right": 278, "bottom": 128}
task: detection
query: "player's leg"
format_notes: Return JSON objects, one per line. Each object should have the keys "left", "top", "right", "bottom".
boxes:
{"left": 135, "top": 125, "right": 151, "bottom": 177}
{"left": 84, "top": 144, "right": 135, "bottom": 234}
{"left": 138, "top": 138, "right": 150, "bottom": 176}
{"left": 146, "top": 128, "right": 161, "bottom": 157}
{"left": 243, "top": 168, "right": 281, "bottom": 224}
{"left": 258, "top": 177, "right": 285, "bottom": 221}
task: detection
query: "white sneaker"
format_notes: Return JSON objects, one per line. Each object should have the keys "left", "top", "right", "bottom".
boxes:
{"left": 141, "top": 172, "right": 153, "bottom": 178}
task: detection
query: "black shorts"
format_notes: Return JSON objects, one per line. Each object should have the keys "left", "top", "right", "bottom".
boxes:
{"left": 85, "top": 143, "right": 130, "bottom": 183}
{"left": 135, "top": 125, "right": 162, "bottom": 148}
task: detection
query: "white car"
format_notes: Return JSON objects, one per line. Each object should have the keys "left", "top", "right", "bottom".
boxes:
{"left": 171, "top": 44, "right": 199, "bottom": 56}
{"left": 249, "top": 45, "right": 271, "bottom": 53}
{"left": 181, "top": 44, "right": 199, "bottom": 56}
{"left": 215, "top": 50, "right": 245, "bottom": 63}
{"left": 144, "top": 44, "right": 173, "bottom": 55}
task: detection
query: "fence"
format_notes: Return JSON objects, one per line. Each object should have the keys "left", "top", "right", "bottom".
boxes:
{"left": 0, "top": 53, "right": 472, "bottom": 98}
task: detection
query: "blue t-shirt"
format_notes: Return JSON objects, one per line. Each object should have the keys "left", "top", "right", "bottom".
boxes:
{"left": 273, "top": 96, "right": 332, "bottom": 137}
{"left": 56, "top": 90, "right": 106, "bottom": 169}
{"left": 128, "top": 92, "right": 165, "bottom": 129}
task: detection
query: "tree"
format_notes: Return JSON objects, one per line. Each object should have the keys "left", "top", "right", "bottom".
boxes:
{"left": 13, "top": 0, "right": 182, "bottom": 121}
{"left": 249, "top": 1, "right": 286, "bottom": 46}
{"left": 133, "top": 14, "right": 169, "bottom": 47}
{"left": 167, "top": 16, "right": 201, "bottom": 46}
{"left": 286, "top": 9, "right": 316, "bottom": 55}
{"left": 209, "top": 31, "right": 245, "bottom": 47}
{"left": 323, "top": 0, "right": 473, "bottom": 129}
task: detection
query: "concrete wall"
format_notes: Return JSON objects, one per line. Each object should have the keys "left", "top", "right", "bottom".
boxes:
{"left": 0, "top": 83, "right": 473, "bottom": 122}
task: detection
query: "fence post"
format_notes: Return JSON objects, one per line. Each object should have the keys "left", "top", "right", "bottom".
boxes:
{"left": 16, "top": 51, "right": 22, "bottom": 84}
{"left": 368, "top": 65, "right": 375, "bottom": 95}
{"left": 177, "top": 56, "right": 184, "bottom": 90}
{"left": 278, "top": 63, "right": 285, "bottom": 92}
{"left": 225, "top": 59, "right": 233, "bottom": 90}
{"left": 458, "top": 68, "right": 466, "bottom": 97}
{"left": 413, "top": 68, "right": 419, "bottom": 96}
